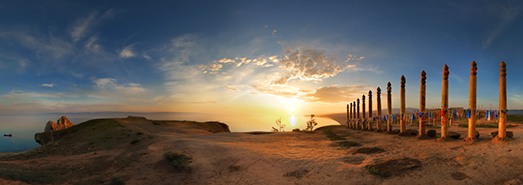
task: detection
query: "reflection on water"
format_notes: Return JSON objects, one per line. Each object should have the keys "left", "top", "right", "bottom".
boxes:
{"left": 0, "top": 112, "right": 340, "bottom": 152}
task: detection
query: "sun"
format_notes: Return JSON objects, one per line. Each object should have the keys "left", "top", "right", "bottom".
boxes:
{"left": 288, "top": 105, "right": 296, "bottom": 115}
{"left": 274, "top": 96, "right": 302, "bottom": 127}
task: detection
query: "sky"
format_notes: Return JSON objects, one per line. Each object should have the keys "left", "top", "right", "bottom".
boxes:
{"left": 1, "top": 0, "right": 523, "bottom": 122}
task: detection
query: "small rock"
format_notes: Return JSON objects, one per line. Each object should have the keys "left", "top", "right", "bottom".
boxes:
{"left": 492, "top": 131, "right": 498, "bottom": 138}
{"left": 473, "top": 130, "right": 480, "bottom": 138}
{"left": 292, "top": 129, "right": 300, "bottom": 132}
{"left": 451, "top": 172, "right": 468, "bottom": 180}
{"left": 491, "top": 131, "right": 514, "bottom": 138}
{"left": 449, "top": 131, "right": 461, "bottom": 139}
{"left": 427, "top": 130, "right": 437, "bottom": 137}
{"left": 404, "top": 129, "right": 418, "bottom": 136}
{"left": 391, "top": 129, "right": 400, "bottom": 134}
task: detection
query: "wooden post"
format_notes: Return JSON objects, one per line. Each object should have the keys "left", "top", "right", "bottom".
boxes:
{"left": 496, "top": 61, "right": 507, "bottom": 141}
{"left": 465, "top": 61, "right": 477, "bottom": 142}
{"left": 357, "top": 99, "right": 360, "bottom": 129}
{"left": 400, "top": 75, "right": 406, "bottom": 134}
{"left": 387, "top": 82, "right": 392, "bottom": 132}
{"left": 377, "top": 87, "right": 382, "bottom": 131}
{"left": 418, "top": 70, "right": 427, "bottom": 138}
{"left": 351, "top": 102, "right": 354, "bottom": 128}
{"left": 439, "top": 65, "right": 450, "bottom": 140}
{"left": 362, "top": 95, "right": 366, "bottom": 130}
{"left": 347, "top": 103, "right": 351, "bottom": 128}
{"left": 368, "top": 90, "right": 373, "bottom": 130}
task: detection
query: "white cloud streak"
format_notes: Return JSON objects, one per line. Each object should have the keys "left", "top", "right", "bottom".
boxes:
{"left": 93, "top": 78, "right": 146, "bottom": 95}
{"left": 41, "top": 83, "right": 56, "bottom": 88}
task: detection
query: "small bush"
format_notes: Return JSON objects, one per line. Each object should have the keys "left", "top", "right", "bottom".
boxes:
{"left": 329, "top": 141, "right": 361, "bottom": 148}
{"left": 366, "top": 166, "right": 386, "bottom": 177}
{"left": 323, "top": 130, "right": 346, "bottom": 141}
{"left": 130, "top": 139, "right": 140, "bottom": 145}
{"left": 164, "top": 152, "right": 192, "bottom": 172}
{"left": 110, "top": 177, "right": 125, "bottom": 185}
{"left": 508, "top": 114, "right": 523, "bottom": 123}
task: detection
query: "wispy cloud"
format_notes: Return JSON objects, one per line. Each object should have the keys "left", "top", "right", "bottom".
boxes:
{"left": 482, "top": 4, "right": 520, "bottom": 49}
{"left": 0, "top": 31, "right": 73, "bottom": 60}
{"left": 93, "top": 78, "right": 146, "bottom": 96}
{"left": 119, "top": 46, "right": 136, "bottom": 58}
{"left": 70, "top": 9, "right": 115, "bottom": 42}
{"left": 3, "top": 90, "right": 65, "bottom": 100}
{"left": 70, "top": 12, "right": 97, "bottom": 42}
{"left": 40, "top": 83, "right": 56, "bottom": 88}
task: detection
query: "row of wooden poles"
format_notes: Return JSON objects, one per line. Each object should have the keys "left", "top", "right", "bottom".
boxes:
{"left": 346, "top": 61, "right": 508, "bottom": 141}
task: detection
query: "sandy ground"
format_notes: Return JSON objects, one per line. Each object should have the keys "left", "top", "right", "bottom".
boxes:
{"left": 1, "top": 117, "right": 523, "bottom": 185}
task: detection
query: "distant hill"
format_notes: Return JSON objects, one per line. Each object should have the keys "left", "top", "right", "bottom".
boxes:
{"left": 508, "top": 110, "right": 523, "bottom": 115}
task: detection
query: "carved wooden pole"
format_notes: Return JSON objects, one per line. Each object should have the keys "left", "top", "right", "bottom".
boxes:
{"left": 368, "top": 90, "right": 373, "bottom": 130}
{"left": 347, "top": 103, "right": 351, "bottom": 128}
{"left": 387, "top": 82, "right": 392, "bottom": 132}
{"left": 348, "top": 102, "right": 354, "bottom": 128}
{"left": 357, "top": 99, "right": 360, "bottom": 129}
{"left": 400, "top": 75, "right": 406, "bottom": 134}
{"left": 440, "top": 65, "right": 449, "bottom": 140}
{"left": 496, "top": 61, "right": 507, "bottom": 140}
{"left": 466, "top": 61, "right": 477, "bottom": 142}
{"left": 352, "top": 101, "right": 356, "bottom": 129}
{"left": 377, "top": 87, "right": 382, "bottom": 131}
{"left": 418, "top": 70, "right": 427, "bottom": 137}
{"left": 362, "top": 94, "right": 366, "bottom": 130}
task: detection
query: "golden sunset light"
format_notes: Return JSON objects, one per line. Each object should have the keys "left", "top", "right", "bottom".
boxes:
{"left": 2, "top": 1, "right": 523, "bottom": 184}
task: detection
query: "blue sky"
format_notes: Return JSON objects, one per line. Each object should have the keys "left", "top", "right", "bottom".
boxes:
{"left": 0, "top": 0, "right": 522, "bottom": 116}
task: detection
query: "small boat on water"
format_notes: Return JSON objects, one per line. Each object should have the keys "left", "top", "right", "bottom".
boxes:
{"left": 3, "top": 134, "right": 12, "bottom": 137}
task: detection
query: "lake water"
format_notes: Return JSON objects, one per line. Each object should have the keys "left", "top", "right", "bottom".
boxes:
{"left": 0, "top": 112, "right": 339, "bottom": 152}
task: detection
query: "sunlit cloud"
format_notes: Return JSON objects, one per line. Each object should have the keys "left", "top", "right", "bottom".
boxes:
{"left": 119, "top": 47, "right": 136, "bottom": 58}
{"left": 192, "top": 46, "right": 367, "bottom": 103}
{"left": 302, "top": 85, "right": 371, "bottom": 102}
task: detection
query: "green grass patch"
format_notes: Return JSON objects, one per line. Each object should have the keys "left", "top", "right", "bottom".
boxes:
{"left": 130, "top": 139, "right": 140, "bottom": 145}
{"left": 508, "top": 114, "right": 523, "bottom": 123}
{"left": 110, "top": 177, "right": 126, "bottom": 185}
{"left": 0, "top": 163, "right": 58, "bottom": 184}
{"left": 323, "top": 130, "right": 346, "bottom": 141}
{"left": 164, "top": 152, "right": 192, "bottom": 172}
{"left": 329, "top": 141, "right": 361, "bottom": 148}
{"left": 458, "top": 123, "right": 498, "bottom": 128}
{"left": 365, "top": 165, "right": 387, "bottom": 177}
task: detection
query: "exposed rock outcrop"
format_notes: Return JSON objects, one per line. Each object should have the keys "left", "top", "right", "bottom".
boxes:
{"left": 36, "top": 116, "right": 74, "bottom": 145}
{"left": 44, "top": 116, "right": 74, "bottom": 132}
